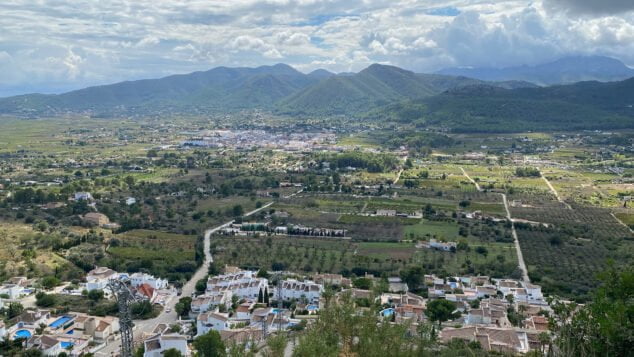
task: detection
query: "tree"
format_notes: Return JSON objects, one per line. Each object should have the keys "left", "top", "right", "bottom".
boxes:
{"left": 196, "top": 278, "right": 208, "bottom": 294}
{"left": 232, "top": 205, "right": 244, "bottom": 217}
{"left": 40, "top": 276, "right": 61, "bottom": 289}
{"left": 425, "top": 299, "right": 459, "bottom": 328}
{"left": 265, "top": 334, "right": 287, "bottom": 357}
{"left": 175, "top": 297, "right": 192, "bottom": 317}
{"left": 550, "top": 265, "right": 634, "bottom": 356}
{"left": 193, "top": 330, "right": 226, "bottom": 357}
{"left": 163, "top": 348, "right": 183, "bottom": 357}
{"left": 87, "top": 289, "right": 104, "bottom": 302}
{"left": 35, "top": 292, "right": 57, "bottom": 307}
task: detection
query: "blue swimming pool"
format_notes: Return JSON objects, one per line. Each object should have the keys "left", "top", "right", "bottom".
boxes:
{"left": 49, "top": 316, "right": 73, "bottom": 328}
{"left": 381, "top": 308, "right": 395, "bottom": 317}
{"left": 272, "top": 308, "right": 282, "bottom": 314}
{"left": 307, "top": 304, "right": 318, "bottom": 311}
{"left": 60, "top": 341, "right": 74, "bottom": 349}
{"left": 66, "top": 329, "right": 74, "bottom": 335}
{"left": 14, "top": 329, "right": 31, "bottom": 340}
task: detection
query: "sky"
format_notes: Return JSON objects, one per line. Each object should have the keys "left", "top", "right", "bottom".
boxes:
{"left": 1, "top": 0, "right": 634, "bottom": 96}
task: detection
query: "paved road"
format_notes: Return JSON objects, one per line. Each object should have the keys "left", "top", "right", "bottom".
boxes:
{"left": 501, "top": 193, "right": 530, "bottom": 283}
{"left": 97, "top": 201, "right": 277, "bottom": 356}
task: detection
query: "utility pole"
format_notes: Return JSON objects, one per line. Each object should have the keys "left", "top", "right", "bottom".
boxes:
{"left": 108, "top": 279, "right": 136, "bottom": 357}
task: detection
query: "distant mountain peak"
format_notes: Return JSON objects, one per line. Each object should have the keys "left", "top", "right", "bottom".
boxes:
{"left": 437, "top": 55, "right": 634, "bottom": 85}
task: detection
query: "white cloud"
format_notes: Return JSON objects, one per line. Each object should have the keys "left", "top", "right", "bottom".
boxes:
{"left": 0, "top": 0, "right": 633, "bottom": 95}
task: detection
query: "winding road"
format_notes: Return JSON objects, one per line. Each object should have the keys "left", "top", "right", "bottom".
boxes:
{"left": 97, "top": 200, "right": 277, "bottom": 356}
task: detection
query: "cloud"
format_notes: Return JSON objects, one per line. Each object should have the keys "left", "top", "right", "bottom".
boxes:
{"left": 544, "top": 0, "right": 634, "bottom": 15}
{"left": 0, "top": 0, "right": 634, "bottom": 95}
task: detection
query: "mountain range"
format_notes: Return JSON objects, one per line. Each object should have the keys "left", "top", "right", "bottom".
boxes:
{"left": 0, "top": 63, "right": 534, "bottom": 117}
{"left": 1, "top": 56, "right": 633, "bottom": 132}
{"left": 437, "top": 56, "right": 634, "bottom": 86}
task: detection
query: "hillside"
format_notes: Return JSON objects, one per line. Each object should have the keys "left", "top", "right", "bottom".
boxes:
{"left": 370, "top": 78, "right": 634, "bottom": 132}
{"left": 0, "top": 63, "right": 536, "bottom": 117}
{"left": 277, "top": 65, "right": 536, "bottom": 115}
{"left": 438, "top": 56, "right": 634, "bottom": 86}
{"left": 0, "top": 64, "right": 322, "bottom": 116}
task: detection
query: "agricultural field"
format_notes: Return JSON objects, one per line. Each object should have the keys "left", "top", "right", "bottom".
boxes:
{"left": 103, "top": 229, "right": 201, "bottom": 284}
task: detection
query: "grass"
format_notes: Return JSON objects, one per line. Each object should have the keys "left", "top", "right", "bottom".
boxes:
{"left": 404, "top": 220, "right": 460, "bottom": 240}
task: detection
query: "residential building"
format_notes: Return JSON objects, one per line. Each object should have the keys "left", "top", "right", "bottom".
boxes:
{"left": 206, "top": 270, "right": 268, "bottom": 301}
{"left": 313, "top": 273, "right": 351, "bottom": 288}
{"left": 440, "top": 326, "right": 532, "bottom": 354}
{"left": 144, "top": 333, "right": 190, "bottom": 357}
{"left": 388, "top": 277, "right": 409, "bottom": 293}
{"left": 73, "top": 192, "right": 93, "bottom": 201}
{"left": 130, "top": 273, "right": 168, "bottom": 290}
{"left": 85, "top": 267, "right": 118, "bottom": 291}
{"left": 0, "top": 283, "right": 23, "bottom": 299}
{"left": 274, "top": 279, "right": 323, "bottom": 304}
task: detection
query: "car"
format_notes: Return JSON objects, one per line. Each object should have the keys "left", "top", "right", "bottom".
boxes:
{"left": 165, "top": 307, "right": 172, "bottom": 313}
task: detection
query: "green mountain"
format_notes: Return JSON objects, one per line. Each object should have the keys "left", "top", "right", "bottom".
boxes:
{"left": 0, "top": 64, "right": 321, "bottom": 116}
{"left": 0, "top": 63, "right": 537, "bottom": 117}
{"left": 371, "top": 78, "right": 634, "bottom": 132}
{"left": 277, "top": 64, "right": 535, "bottom": 115}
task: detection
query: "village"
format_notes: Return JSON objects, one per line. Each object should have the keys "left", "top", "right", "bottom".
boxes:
{"left": 1, "top": 247, "right": 557, "bottom": 357}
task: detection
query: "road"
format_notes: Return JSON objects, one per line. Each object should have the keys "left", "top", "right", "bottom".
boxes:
{"left": 97, "top": 200, "right": 277, "bottom": 356}
{"left": 392, "top": 156, "right": 408, "bottom": 185}
{"left": 501, "top": 193, "right": 530, "bottom": 283}
{"left": 460, "top": 167, "right": 482, "bottom": 192}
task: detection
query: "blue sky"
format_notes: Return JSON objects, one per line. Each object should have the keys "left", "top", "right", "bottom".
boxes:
{"left": 0, "top": 0, "right": 633, "bottom": 96}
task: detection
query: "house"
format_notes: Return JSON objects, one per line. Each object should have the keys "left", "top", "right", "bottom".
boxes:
{"left": 135, "top": 284, "right": 157, "bottom": 302}
{"left": 85, "top": 267, "right": 118, "bottom": 291}
{"left": 82, "top": 212, "right": 110, "bottom": 227}
{"left": 12, "top": 309, "right": 50, "bottom": 328}
{"left": 219, "top": 328, "right": 263, "bottom": 345}
{"left": 191, "top": 291, "right": 232, "bottom": 314}
{"left": 376, "top": 209, "right": 397, "bottom": 216}
{"left": 7, "top": 276, "right": 29, "bottom": 287}
{"left": 143, "top": 333, "right": 190, "bottom": 357}
{"left": 197, "top": 312, "right": 232, "bottom": 335}
{"left": 26, "top": 335, "right": 64, "bottom": 356}
{"left": 73, "top": 192, "right": 93, "bottom": 201}
{"left": 126, "top": 197, "right": 137, "bottom": 206}
{"left": 206, "top": 270, "right": 268, "bottom": 302}
{"left": 70, "top": 313, "right": 120, "bottom": 342}
{"left": 428, "top": 239, "right": 457, "bottom": 251}
{"left": 313, "top": 273, "right": 351, "bottom": 288}
{"left": 0, "top": 283, "right": 23, "bottom": 299}
{"left": 388, "top": 277, "right": 408, "bottom": 293}
{"left": 130, "top": 273, "right": 168, "bottom": 290}
{"left": 274, "top": 279, "right": 323, "bottom": 304}
{"left": 524, "top": 315, "right": 549, "bottom": 331}
{"left": 440, "top": 326, "right": 532, "bottom": 354}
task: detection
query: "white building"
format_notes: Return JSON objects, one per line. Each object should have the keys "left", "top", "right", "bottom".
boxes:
{"left": 144, "top": 333, "right": 190, "bottom": 357}
{"left": 273, "top": 279, "right": 323, "bottom": 304}
{"left": 126, "top": 197, "right": 137, "bottom": 205}
{"left": 130, "top": 273, "right": 168, "bottom": 290}
{"left": 191, "top": 291, "right": 232, "bottom": 314}
{"left": 0, "top": 284, "right": 23, "bottom": 299}
{"left": 85, "top": 267, "right": 118, "bottom": 291}
{"left": 74, "top": 192, "right": 93, "bottom": 201}
{"left": 196, "top": 312, "right": 232, "bottom": 335}
{"left": 206, "top": 270, "right": 268, "bottom": 302}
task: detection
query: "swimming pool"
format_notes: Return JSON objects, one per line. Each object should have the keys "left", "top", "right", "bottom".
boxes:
{"left": 13, "top": 329, "right": 32, "bottom": 340}
{"left": 49, "top": 316, "right": 73, "bottom": 328}
{"left": 66, "top": 329, "right": 74, "bottom": 335}
{"left": 380, "top": 308, "right": 395, "bottom": 317}
{"left": 306, "top": 305, "right": 318, "bottom": 311}
{"left": 60, "top": 341, "right": 74, "bottom": 349}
